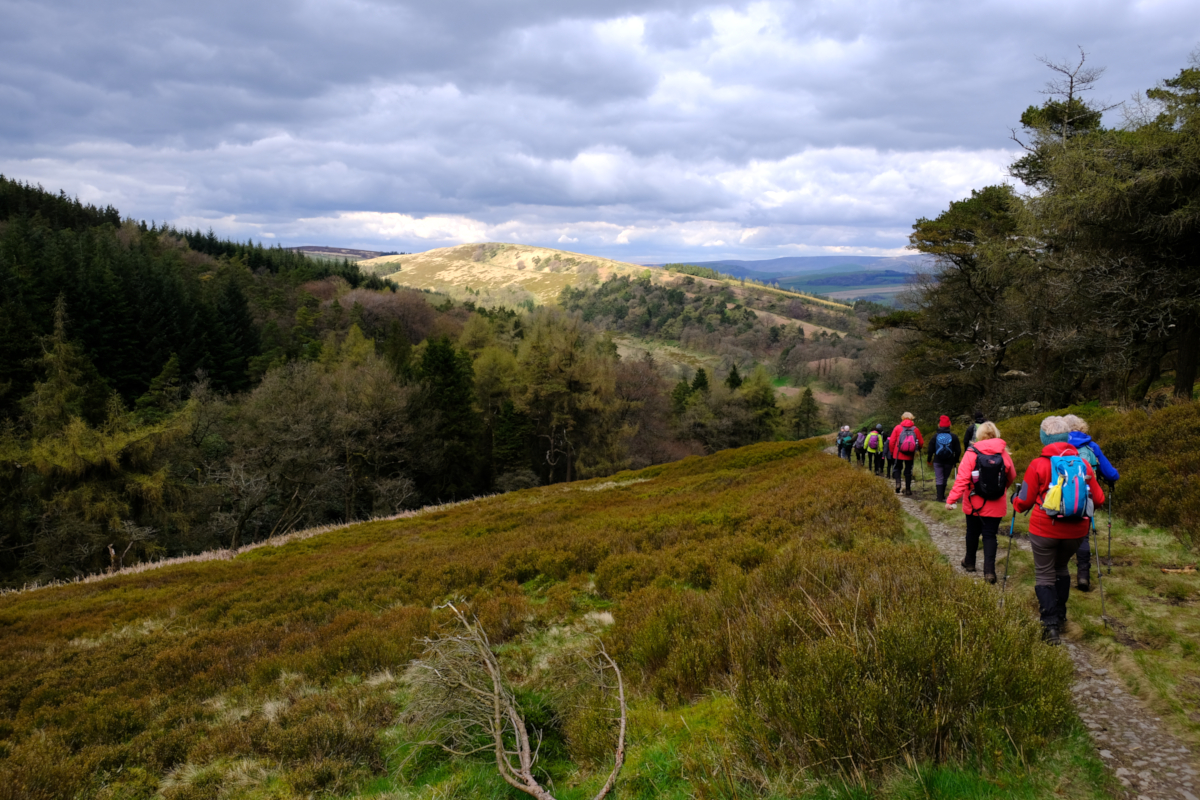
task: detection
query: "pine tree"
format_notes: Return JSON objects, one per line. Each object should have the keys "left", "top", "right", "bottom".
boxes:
{"left": 22, "top": 297, "right": 107, "bottom": 435}
{"left": 796, "top": 387, "right": 821, "bottom": 439}
{"left": 670, "top": 379, "right": 693, "bottom": 415}
{"left": 725, "top": 363, "right": 743, "bottom": 390}
{"left": 417, "top": 337, "right": 482, "bottom": 499}
{"left": 691, "top": 368, "right": 710, "bottom": 394}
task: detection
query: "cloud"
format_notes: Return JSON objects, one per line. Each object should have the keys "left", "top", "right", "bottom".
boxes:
{"left": 2, "top": 0, "right": 1198, "bottom": 260}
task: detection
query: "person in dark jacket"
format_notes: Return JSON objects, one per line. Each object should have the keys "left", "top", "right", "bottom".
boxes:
{"left": 1013, "top": 415, "right": 1106, "bottom": 645}
{"left": 962, "top": 410, "right": 986, "bottom": 450}
{"left": 853, "top": 427, "right": 868, "bottom": 466}
{"left": 926, "top": 415, "right": 961, "bottom": 502}
{"left": 887, "top": 412, "right": 924, "bottom": 496}
{"left": 1062, "top": 414, "right": 1120, "bottom": 591}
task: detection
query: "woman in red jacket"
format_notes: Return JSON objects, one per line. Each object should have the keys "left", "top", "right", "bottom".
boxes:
{"left": 1013, "top": 415, "right": 1106, "bottom": 645}
{"left": 887, "top": 412, "right": 924, "bottom": 496}
{"left": 945, "top": 421, "right": 1016, "bottom": 584}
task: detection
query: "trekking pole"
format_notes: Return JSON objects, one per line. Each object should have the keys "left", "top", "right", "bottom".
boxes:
{"left": 1106, "top": 486, "right": 1113, "bottom": 576}
{"left": 1000, "top": 512, "right": 1016, "bottom": 609}
{"left": 1092, "top": 514, "right": 1108, "bottom": 629}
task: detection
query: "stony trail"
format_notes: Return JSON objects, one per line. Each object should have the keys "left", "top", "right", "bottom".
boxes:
{"left": 867, "top": 453, "right": 1200, "bottom": 800}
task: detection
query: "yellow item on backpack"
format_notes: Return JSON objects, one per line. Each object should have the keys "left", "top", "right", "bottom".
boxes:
{"left": 1042, "top": 476, "right": 1065, "bottom": 516}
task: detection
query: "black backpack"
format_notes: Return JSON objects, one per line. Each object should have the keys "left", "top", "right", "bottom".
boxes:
{"left": 969, "top": 446, "right": 1005, "bottom": 501}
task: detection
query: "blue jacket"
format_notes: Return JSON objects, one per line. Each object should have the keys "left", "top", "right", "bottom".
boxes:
{"left": 1068, "top": 432, "right": 1120, "bottom": 483}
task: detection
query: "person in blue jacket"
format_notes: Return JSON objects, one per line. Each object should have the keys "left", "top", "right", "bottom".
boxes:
{"left": 1063, "top": 414, "right": 1120, "bottom": 591}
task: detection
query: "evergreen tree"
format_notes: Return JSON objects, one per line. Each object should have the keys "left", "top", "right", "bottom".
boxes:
{"left": 725, "top": 363, "right": 743, "bottom": 390}
{"left": 795, "top": 387, "right": 821, "bottom": 439}
{"left": 670, "top": 379, "right": 693, "bottom": 416}
{"left": 417, "top": 337, "right": 482, "bottom": 499}
{"left": 691, "top": 368, "right": 710, "bottom": 394}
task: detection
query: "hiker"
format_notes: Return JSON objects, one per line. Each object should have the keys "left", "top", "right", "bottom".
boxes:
{"left": 853, "top": 427, "right": 868, "bottom": 466}
{"left": 1063, "top": 414, "right": 1121, "bottom": 591}
{"left": 945, "top": 421, "right": 1015, "bottom": 584}
{"left": 865, "top": 423, "right": 886, "bottom": 475}
{"left": 887, "top": 412, "right": 924, "bottom": 495}
{"left": 963, "top": 410, "right": 986, "bottom": 450}
{"left": 926, "top": 414, "right": 962, "bottom": 502}
{"left": 837, "top": 426, "right": 854, "bottom": 461}
{"left": 1012, "top": 415, "right": 1106, "bottom": 645}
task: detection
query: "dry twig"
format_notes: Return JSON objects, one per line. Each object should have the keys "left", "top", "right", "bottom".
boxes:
{"left": 403, "top": 602, "right": 626, "bottom": 800}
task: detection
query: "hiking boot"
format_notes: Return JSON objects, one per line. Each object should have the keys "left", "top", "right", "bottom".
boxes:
{"left": 960, "top": 558, "right": 976, "bottom": 573}
{"left": 895, "top": 484, "right": 901, "bottom": 493}
{"left": 984, "top": 573, "right": 997, "bottom": 584}
{"left": 1077, "top": 571, "right": 1090, "bottom": 592}
{"left": 935, "top": 484, "right": 946, "bottom": 502}
{"left": 1042, "top": 625, "right": 1061, "bottom": 646}
{"left": 904, "top": 488, "right": 913, "bottom": 496}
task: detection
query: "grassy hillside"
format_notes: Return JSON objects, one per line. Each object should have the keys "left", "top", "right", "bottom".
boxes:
{"left": 358, "top": 243, "right": 650, "bottom": 306}
{"left": 0, "top": 439, "right": 1107, "bottom": 800}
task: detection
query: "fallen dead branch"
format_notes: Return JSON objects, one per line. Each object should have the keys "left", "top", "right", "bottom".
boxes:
{"left": 402, "top": 602, "right": 626, "bottom": 800}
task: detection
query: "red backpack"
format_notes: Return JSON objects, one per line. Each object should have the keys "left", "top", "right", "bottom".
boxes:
{"left": 898, "top": 426, "right": 918, "bottom": 455}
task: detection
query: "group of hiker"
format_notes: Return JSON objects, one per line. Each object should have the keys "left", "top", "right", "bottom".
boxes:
{"left": 837, "top": 411, "right": 1120, "bottom": 645}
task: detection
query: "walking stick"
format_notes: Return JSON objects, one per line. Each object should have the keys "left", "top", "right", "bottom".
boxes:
{"left": 1092, "top": 514, "right": 1107, "bottom": 629}
{"left": 1000, "top": 512, "right": 1016, "bottom": 609}
{"left": 1106, "top": 485, "right": 1113, "bottom": 575}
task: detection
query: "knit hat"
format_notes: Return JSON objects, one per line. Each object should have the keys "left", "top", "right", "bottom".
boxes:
{"left": 1039, "top": 429, "right": 1070, "bottom": 446}
{"left": 938, "top": 415, "right": 951, "bottom": 427}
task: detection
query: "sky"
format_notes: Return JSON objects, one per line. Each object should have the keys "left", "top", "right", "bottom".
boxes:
{"left": 2, "top": 1, "right": 1197, "bottom": 263}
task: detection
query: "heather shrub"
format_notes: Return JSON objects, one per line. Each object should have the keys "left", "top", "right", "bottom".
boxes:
{"left": 609, "top": 544, "right": 1074, "bottom": 775}
{"left": 733, "top": 545, "right": 1074, "bottom": 775}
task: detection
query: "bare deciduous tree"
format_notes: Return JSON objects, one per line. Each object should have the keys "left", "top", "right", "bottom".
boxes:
{"left": 402, "top": 603, "right": 626, "bottom": 800}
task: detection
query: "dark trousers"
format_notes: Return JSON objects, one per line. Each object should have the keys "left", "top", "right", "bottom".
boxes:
{"left": 868, "top": 452, "right": 883, "bottom": 474}
{"left": 964, "top": 515, "right": 1001, "bottom": 574}
{"left": 932, "top": 461, "right": 953, "bottom": 501}
{"left": 1030, "top": 534, "right": 1086, "bottom": 627}
{"left": 855, "top": 449, "right": 866, "bottom": 465}
{"left": 893, "top": 458, "right": 913, "bottom": 488}
{"left": 1074, "top": 534, "right": 1091, "bottom": 575}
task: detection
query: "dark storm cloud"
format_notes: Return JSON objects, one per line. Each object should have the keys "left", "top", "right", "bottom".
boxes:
{"left": 1, "top": 0, "right": 1198, "bottom": 260}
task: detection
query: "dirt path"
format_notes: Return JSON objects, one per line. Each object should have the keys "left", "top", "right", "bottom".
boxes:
{"left": 879, "top": 458, "right": 1200, "bottom": 800}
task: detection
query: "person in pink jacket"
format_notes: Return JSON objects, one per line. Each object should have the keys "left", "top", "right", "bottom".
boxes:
{"left": 945, "top": 421, "right": 1017, "bottom": 583}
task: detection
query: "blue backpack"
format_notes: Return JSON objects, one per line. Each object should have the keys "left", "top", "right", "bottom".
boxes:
{"left": 934, "top": 432, "right": 954, "bottom": 460}
{"left": 1041, "top": 455, "right": 1093, "bottom": 522}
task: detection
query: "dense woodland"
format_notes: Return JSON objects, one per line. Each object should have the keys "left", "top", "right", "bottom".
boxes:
{"left": 877, "top": 53, "right": 1200, "bottom": 417}
{"left": 0, "top": 178, "right": 846, "bottom": 587}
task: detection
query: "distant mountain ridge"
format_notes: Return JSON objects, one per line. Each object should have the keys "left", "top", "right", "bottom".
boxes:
{"left": 673, "top": 254, "right": 930, "bottom": 280}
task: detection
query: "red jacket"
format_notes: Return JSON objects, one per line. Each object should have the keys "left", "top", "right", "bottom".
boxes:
{"left": 946, "top": 438, "right": 1017, "bottom": 517}
{"left": 1013, "top": 442, "right": 1107, "bottom": 539}
{"left": 888, "top": 419, "right": 924, "bottom": 461}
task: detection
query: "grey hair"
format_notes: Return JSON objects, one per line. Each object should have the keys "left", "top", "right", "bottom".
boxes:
{"left": 1040, "top": 416, "right": 1070, "bottom": 436}
{"left": 1062, "top": 414, "right": 1089, "bottom": 433}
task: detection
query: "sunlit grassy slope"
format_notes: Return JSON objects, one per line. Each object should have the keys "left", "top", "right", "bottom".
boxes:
{"left": 0, "top": 439, "right": 1107, "bottom": 800}
{"left": 358, "top": 243, "right": 650, "bottom": 305}
{"left": 358, "top": 242, "right": 853, "bottom": 314}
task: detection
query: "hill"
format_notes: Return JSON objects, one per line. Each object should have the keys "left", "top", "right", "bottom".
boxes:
{"left": 285, "top": 246, "right": 400, "bottom": 261}
{"left": 678, "top": 254, "right": 929, "bottom": 280}
{"left": 0, "top": 439, "right": 1101, "bottom": 799}
{"left": 358, "top": 243, "right": 652, "bottom": 305}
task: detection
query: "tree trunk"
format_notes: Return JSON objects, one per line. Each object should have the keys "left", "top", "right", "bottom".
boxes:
{"left": 1174, "top": 311, "right": 1200, "bottom": 400}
